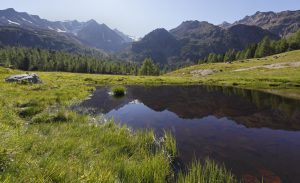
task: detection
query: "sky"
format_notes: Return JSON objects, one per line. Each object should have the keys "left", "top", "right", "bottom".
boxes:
{"left": 1, "top": 0, "right": 300, "bottom": 38}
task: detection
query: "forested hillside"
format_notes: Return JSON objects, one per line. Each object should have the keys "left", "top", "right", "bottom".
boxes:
{"left": 202, "top": 29, "right": 300, "bottom": 63}
{"left": 0, "top": 47, "right": 139, "bottom": 75}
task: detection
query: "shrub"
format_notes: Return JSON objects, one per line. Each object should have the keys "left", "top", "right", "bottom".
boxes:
{"left": 111, "top": 86, "right": 126, "bottom": 97}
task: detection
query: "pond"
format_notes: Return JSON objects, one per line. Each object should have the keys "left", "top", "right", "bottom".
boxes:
{"left": 75, "top": 85, "right": 300, "bottom": 183}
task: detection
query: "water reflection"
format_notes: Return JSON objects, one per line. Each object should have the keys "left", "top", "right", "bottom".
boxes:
{"left": 76, "top": 86, "right": 300, "bottom": 183}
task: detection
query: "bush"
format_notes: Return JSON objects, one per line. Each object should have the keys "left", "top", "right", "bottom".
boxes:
{"left": 111, "top": 86, "right": 126, "bottom": 97}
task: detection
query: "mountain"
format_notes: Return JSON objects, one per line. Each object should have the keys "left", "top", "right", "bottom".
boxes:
{"left": 131, "top": 28, "right": 181, "bottom": 64}
{"left": 0, "top": 8, "right": 132, "bottom": 52}
{"left": 114, "top": 29, "right": 134, "bottom": 43}
{"left": 219, "top": 21, "right": 231, "bottom": 28}
{"left": 131, "top": 21, "right": 278, "bottom": 64}
{"left": 222, "top": 10, "right": 300, "bottom": 37}
{"left": 75, "top": 20, "right": 126, "bottom": 52}
{"left": 0, "top": 26, "right": 82, "bottom": 51}
{"left": 0, "top": 8, "right": 298, "bottom": 66}
{"left": 0, "top": 26, "right": 108, "bottom": 58}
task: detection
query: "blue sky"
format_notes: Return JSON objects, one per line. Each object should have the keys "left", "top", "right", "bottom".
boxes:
{"left": 1, "top": 0, "right": 300, "bottom": 37}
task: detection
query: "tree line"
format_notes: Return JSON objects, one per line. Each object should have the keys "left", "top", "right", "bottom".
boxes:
{"left": 200, "top": 29, "right": 300, "bottom": 63}
{"left": 0, "top": 47, "right": 144, "bottom": 75}
{"left": 0, "top": 47, "right": 163, "bottom": 76}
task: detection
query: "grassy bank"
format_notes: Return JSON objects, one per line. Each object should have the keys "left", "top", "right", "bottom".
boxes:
{"left": 167, "top": 50, "right": 300, "bottom": 99}
{"left": 0, "top": 67, "right": 237, "bottom": 182}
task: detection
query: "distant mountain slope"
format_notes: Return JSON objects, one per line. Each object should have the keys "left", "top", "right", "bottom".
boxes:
{"left": 76, "top": 20, "right": 126, "bottom": 52}
{"left": 1, "top": 8, "right": 299, "bottom": 66}
{"left": 0, "top": 8, "right": 132, "bottom": 51}
{"left": 222, "top": 10, "right": 300, "bottom": 37}
{"left": 131, "top": 28, "right": 181, "bottom": 64}
{"left": 131, "top": 21, "right": 278, "bottom": 64}
{"left": 114, "top": 29, "right": 134, "bottom": 43}
{"left": 0, "top": 26, "right": 108, "bottom": 58}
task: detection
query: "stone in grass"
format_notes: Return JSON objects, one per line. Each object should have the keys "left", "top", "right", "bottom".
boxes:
{"left": 5, "top": 73, "right": 42, "bottom": 84}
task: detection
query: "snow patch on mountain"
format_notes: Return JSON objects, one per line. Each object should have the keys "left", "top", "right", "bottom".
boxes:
{"left": 21, "top": 18, "right": 33, "bottom": 24}
{"left": 7, "top": 20, "right": 20, "bottom": 25}
{"left": 56, "top": 28, "right": 66, "bottom": 33}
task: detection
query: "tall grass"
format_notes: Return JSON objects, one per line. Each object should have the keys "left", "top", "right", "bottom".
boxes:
{"left": 177, "top": 159, "right": 237, "bottom": 183}
{"left": 164, "top": 131, "right": 177, "bottom": 158}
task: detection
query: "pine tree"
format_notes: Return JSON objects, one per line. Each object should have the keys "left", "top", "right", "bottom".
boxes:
{"left": 255, "top": 37, "right": 272, "bottom": 58}
{"left": 224, "top": 49, "right": 236, "bottom": 62}
{"left": 274, "top": 39, "right": 288, "bottom": 53}
{"left": 288, "top": 29, "right": 300, "bottom": 50}
{"left": 139, "top": 58, "right": 159, "bottom": 76}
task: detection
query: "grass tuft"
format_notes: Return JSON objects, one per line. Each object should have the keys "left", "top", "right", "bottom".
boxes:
{"left": 164, "top": 131, "right": 177, "bottom": 158}
{"left": 178, "top": 159, "right": 237, "bottom": 183}
{"left": 111, "top": 86, "right": 126, "bottom": 97}
{"left": 31, "top": 108, "right": 78, "bottom": 124}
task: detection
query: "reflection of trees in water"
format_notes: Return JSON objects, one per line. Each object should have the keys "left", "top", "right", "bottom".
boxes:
{"left": 206, "top": 85, "right": 300, "bottom": 118}
{"left": 77, "top": 85, "right": 300, "bottom": 131}
{"left": 130, "top": 85, "right": 300, "bottom": 130}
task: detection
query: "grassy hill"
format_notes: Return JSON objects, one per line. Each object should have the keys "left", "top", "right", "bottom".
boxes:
{"left": 167, "top": 50, "right": 300, "bottom": 99}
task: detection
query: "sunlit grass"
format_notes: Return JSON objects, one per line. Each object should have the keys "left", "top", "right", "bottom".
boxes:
{"left": 177, "top": 159, "right": 237, "bottom": 183}
{"left": 164, "top": 131, "right": 177, "bottom": 158}
{"left": 167, "top": 50, "right": 300, "bottom": 99}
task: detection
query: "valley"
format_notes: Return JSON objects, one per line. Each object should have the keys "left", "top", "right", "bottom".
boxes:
{"left": 1, "top": 49, "right": 300, "bottom": 182}
{"left": 0, "top": 4, "right": 300, "bottom": 183}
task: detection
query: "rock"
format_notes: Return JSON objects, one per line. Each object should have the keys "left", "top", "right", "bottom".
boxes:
{"left": 5, "top": 73, "right": 42, "bottom": 83}
{"left": 190, "top": 69, "right": 216, "bottom": 76}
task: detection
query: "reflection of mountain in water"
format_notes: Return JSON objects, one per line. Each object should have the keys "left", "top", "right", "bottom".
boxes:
{"left": 75, "top": 87, "right": 134, "bottom": 114}
{"left": 77, "top": 86, "right": 300, "bottom": 131}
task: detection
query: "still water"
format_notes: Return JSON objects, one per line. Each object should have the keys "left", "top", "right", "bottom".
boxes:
{"left": 76, "top": 86, "right": 300, "bottom": 183}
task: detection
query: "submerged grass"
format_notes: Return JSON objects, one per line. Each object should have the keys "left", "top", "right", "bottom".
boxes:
{"left": 0, "top": 66, "right": 237, "bottom": 182}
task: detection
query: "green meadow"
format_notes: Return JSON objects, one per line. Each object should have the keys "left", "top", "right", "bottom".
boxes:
{"left": 1, "top": 49, "right": 300, "bottom": 182}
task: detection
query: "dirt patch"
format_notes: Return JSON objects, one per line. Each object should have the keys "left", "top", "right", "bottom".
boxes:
{"left": 190, "top": 69, "right": 217, "bottom": 76}
{"left": 234, "top": 61, "right": 300, "bottom": 72}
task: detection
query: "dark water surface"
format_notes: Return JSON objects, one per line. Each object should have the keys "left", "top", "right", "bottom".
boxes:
{"left": 76, "top": 85, "right": 300, "bottom": 183}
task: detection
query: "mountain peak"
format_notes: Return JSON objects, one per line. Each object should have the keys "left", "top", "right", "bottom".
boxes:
{"left": 177, "top": 20, "right": 213, "bottom": 29}
{"left": 219, "top": 21, "right": 232, "bottom": 29}
{"left": 87, "top": 19, "right": 99, "bottom": 25}
{"left": 234, "top": 10, "right": 300, "bottom": 36}
{"left": 151, "top": 28, "right": 168, "bottom": 33}
{"left": 4, "top": 8, "right": 16, "bottom": 12}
